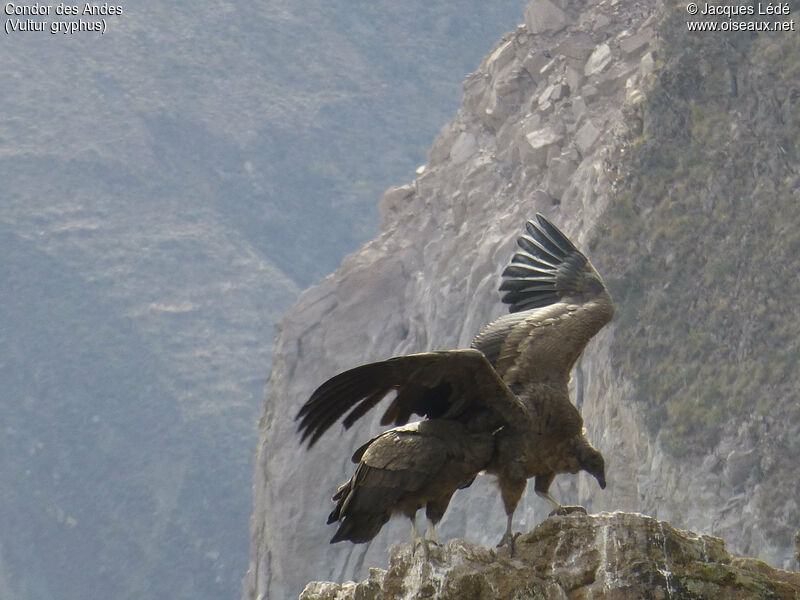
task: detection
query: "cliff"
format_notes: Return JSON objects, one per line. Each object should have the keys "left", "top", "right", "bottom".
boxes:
{"left": 300, "top": 512, "right": 800, "bottom": 600}
{"left": 244, "top": 0, "right": 800, "bottom": 598}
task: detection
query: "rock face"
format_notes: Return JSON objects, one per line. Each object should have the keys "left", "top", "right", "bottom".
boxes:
{"left": 244, "top": 0, "right": 800, "bottom": 598}
{"left": 299, "top": 512, "right": 800, "bottom": 600}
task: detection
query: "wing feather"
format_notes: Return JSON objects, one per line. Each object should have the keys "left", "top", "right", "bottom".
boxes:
{"left": 297, "top": 349, "right": 530, "bottom": 448}
{"left": 500, "top": 213, "right": 597, "bottom": 313}
{"left": 298, "top": 214, "right": 613, "bottom": 450}
{"left": 515, "top": 236, "right": 562, "bottom": 268}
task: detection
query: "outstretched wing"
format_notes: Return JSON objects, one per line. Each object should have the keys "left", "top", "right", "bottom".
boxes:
{"left": 297, "top": 214, "right": 612, "bottom": 448}
{"left": 497, "top": 213, "right": 586, "bottom": 311}
{"left": 296, "top": 349, "right": 529, "bottom": 448}
{"left": 472, "top": 214, "right": 613, "bottom": 385}
{"left": 498, "top": 213, "right": 607, "bottom": 312}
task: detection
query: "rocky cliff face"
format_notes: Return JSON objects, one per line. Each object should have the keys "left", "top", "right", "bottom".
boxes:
{"left": 300, "top": 512, "right": 800, "bottom": 600}
{"left": 244, "top": 0, "right": 800, "bottom": 598}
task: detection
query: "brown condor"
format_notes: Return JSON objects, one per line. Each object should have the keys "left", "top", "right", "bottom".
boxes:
{"left": 297, "top": 214, "right": 613, "bottom": 554}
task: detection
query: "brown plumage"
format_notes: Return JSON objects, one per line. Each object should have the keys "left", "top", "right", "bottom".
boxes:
{"left": 297, "top": 214, "right": 613, "bottom": 552}
{"left": 326, "top": 420, "right": 493, "bottom": 546}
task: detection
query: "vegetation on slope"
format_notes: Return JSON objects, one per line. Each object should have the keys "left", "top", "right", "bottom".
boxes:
{"left": 596, "top": 3, "right": 800, "bottom": 463}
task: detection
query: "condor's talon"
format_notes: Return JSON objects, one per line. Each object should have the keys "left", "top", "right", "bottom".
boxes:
{"left": 548, "top": 504, "right": 587, "bottom": 517}
{"left": 425, "top": 518, "right": 440, "bottom": 547}
{"left": 497, "top": 531, "right": 521, "bottom": 557}
{"left": 412, "top": 538, "right": 440, "bottom": 561}
{"left": 412, "top": 538, "right": 427, "bottom": 560}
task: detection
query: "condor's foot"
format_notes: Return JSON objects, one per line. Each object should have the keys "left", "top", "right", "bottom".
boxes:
{"left": 411, "top": 517, "right": 441, "bottom": 561}
{"left": 548, "top": 505, "right": 588, "bottom": 517}
{"left": 413, "top": 537, "right": 441, "bottom": 559}
{"left": 496, "top": 531, "right": 521, "bottom": 557}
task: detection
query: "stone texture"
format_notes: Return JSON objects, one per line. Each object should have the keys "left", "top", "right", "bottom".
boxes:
{"left": 575, "top": 119, "right": 601, "bottom": 154}
{"left": 639, "top": 51, "right": 655, "bottom": 77}
{"left": 299, "top": 512, "right": 800, "bottom": 600}
{"left": 521, "top": 50, "right": 550, "bottom": 80}
{"left": 524, "top": 0, "right": 568, "bottom": 34}
{"left": 556, "top": 35, "right": 596, "bottom": 63}
{"left": 378, "top": 185, "right": 415, "bottom": 222}
{"left": 487, "top": 39, "right": 516, "bottom": 74}
{"left": 449, "top": 131, "right": 479, "bottom": 165}
{"left": 565, "top": 66, "right": 584, "bottom": 95}
{"left": 539, "top": 82, "right": 569, "bottom": 105}
{"left": 544, "top": 153, "right": 578, "bottom": 198}
{"left": 795, "top": 531, "right": 800, "bottom": 566}
{"left": 584, "top": 43, "right": 612, "bottom": 77}
{"left": 521, "top": 125, "right": 564, "bottom": 167}
{"left": 618, "top": 27, "right": 654, "bottom": 55}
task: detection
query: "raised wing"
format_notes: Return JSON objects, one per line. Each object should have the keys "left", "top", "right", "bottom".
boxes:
{"left": 296, "top": 349, "right": 530, "bottom": 448}
{"left": 472, "top": 214, "right": 614, "bottom": 386}
{"left": 297, "top": 214, "right": 612, "bottom": 448}
{"left": 499, "top": 213, "right": 605, "bottom": 312}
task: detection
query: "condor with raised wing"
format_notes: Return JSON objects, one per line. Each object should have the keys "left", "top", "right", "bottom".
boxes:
{"left": 297, "top": 214, "right": 613, "bottom": 553}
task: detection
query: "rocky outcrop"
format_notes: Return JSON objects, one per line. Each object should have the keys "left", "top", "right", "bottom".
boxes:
{"left": 299, "top": 512, "right": 800, "bottom": 600}
{"left": 244, "top": 0, "right": 800, "bottom": 598}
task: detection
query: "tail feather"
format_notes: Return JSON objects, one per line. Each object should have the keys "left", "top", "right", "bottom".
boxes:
{"left": 327, "top": 474, "right": 403, "bottom": 544}
{"left": 329, "top": 513, "right": 390, "bottom": 544}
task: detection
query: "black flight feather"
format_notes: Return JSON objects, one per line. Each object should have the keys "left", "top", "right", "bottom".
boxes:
{"left": 516, "top": 236, "right": 561, "bottom": 267}
{"left": 501, "top": 213, "right": 586, "bottom": 313}
{"left": 532, "top": 213, "right": 578, "bottom": 256}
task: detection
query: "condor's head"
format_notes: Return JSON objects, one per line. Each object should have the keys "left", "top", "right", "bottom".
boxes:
{"left": 575, "top": 438, "right": 606, "bottom": 489}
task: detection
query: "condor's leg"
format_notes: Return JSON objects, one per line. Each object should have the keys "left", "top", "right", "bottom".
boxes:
{"left": 407, "top": 511, "right": 433, "bottom": 559}
{"left": 410, "top": 497, "right": 448, "bottom": 560}
{"left": 424, "top": 499, "right": 449, "bottom": 546}
{"left": 534, "top": 473, "right": 587, "bottom": 517}
{"left": 407, "top": 510, "right": 434, "bottom": 559}
{"left": 409, "top": 511, "right": 423, "bottom": 546}
{"left": 497, "top": 476, "right": 526, "bottom": 556}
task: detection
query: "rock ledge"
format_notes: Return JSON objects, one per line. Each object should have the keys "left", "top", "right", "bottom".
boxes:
{"left": 300, "top": 511, "right": 800, "bottom": 600}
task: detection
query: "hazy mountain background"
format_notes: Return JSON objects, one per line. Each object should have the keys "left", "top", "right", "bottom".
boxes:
{"left": 0, "top": 2, "right": 525, "bottom": 599}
